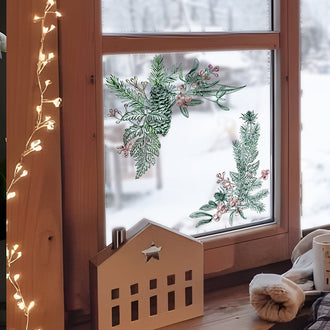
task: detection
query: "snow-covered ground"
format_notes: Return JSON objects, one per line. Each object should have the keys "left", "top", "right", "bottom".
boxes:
{"left": 301, "top": 73, "right": 330, "bottom": 229}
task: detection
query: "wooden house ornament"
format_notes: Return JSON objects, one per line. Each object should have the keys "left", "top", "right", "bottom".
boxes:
{"left": 90, "top": 219, "right": 204, "bottom": 329}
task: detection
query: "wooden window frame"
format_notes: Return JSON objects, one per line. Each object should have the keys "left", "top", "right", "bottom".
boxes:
{"left": 59, "top": 0, "right": 300, "bottom": 318}
{"left": 97, "top": 0, "right": 300, "bottom": 276}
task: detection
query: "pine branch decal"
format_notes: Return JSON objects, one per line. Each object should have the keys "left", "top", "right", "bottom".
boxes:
{"left": 106, "top": 75, "right": 146, "bottom": 112}
{"left": 106, "top": 55, "right": 244, "bottom": 179}
{"left": 190, "top": 111, "right": 270, "bottom": 227}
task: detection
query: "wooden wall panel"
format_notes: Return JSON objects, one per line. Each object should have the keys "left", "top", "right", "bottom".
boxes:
{"left": 280, "top": 0, "right": 301, "bottom": 251}
{"left": 58, "top": 0, "right": 104, "bottom": 315}
{"left": 102, "top": 33, "right": 280, "bottom": 54}
{"left": 7, "top": 0, "right": 64, "bottom": 328}
{"left": 287, "top": 0, "right": 301, "bottom": 251}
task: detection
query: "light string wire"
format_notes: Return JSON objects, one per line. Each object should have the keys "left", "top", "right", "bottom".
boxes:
{"left": 6, "top": 0, "right": 62, "bottom": 329}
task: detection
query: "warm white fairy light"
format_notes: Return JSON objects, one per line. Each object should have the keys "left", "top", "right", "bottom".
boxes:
{"left": 33, "top": 15, "right": 42, "bottom": 22}
{"left": 52, "top": 97, "right": 61, "bottom": 107}
{"left": 30, "top": 139, "right": 41, "bottom": 149}
{"left": 7, "top": 1, "right": 62, "bottom": 329}
{"left": 21, "top": 170, "right": 28, "bottom": 177}
{"left": 39, "top": 52, "right": 45, "bottom": 61}
{"left": 14, "top": 293, "right": 22, "bottom": 300}
{"left": 48, "top": 25, "right": 56, "bottom": 33}
{"left": 7, "top": 192, "right": 16, "bottom": 200}
{"left": 14, "top": 163, "right": 23, "bottom": 174}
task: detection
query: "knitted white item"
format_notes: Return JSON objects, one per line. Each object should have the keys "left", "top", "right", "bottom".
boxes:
{"left": 283, "top": 229, "right": 330, "bottom": 291}
{"left": 291, "top": 229, "right": 330, "bottom": 263}
{"left": 249, "top": 229, "right": 330, "bottom": 322}
{"left": 249, "top": 273, "right": 305, "bottom": 323}
{"left": 283, "top": 249, "right": 314, "bottom": 291}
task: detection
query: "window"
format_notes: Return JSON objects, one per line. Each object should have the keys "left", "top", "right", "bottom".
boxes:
{"left": 112, "top": 305, "right": 120, "bottom": 326}
{"left": 130, "top": 283, "right": 139, "bottom": 295}
{"left": 167, "top": 274, "right": 176, "bottom": 286}
{"left": 111, "top": 288, "right": 119, "bottom": 299}
{"left": 131, "top": 300, "right": 139, "bottom": 321}
{"left": 185, "top": 270, "right": 192, "bottom": 281}
{"left": 103, "top": 50, "right": 273, "bottom": 238}
{"left": 98, "top": 0, "right": 300, "bottom": 275}
{"left": 185, "top": 286, "right": 193, "bottom": 306}
{"left": 102, "top": 0, "right": 272, "bottom": 34}
{"left": 149, "top": 279, "right": 157, "bottom": 290}
{"left": 300, "top": 0, "right": 330, "bottom": 230}
{"left": 102, "top": 2, "right": 277, "bottom": 242}
{"left": 150, "top": 295, "right": 158, "bottom": 316}
{"left": 168, "top": 291, "right": 175, "bottom": 311}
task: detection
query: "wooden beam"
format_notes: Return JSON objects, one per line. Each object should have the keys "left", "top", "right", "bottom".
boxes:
{"left": 7, "top": 0, "right": 64, "bottom": 328}
{"left": 102, "top": 32, "right": 280, "bottom": 54}
{"left": 58, "top": 0, "right": 104, "bottom": 315}
{"left": 280, "top": 0, "right": 301, "bottom": 251}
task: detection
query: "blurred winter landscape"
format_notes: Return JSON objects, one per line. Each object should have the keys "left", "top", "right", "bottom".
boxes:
{"left": 300, "top": 0, "right": 330, "bottom": 230}
{"left": 102, "top": 0, "right": 330, "bottom": 243}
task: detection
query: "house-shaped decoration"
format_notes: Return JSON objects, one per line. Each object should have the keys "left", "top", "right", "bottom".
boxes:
{"left": 90, "top": 219, "right": 204, "bottom": 329}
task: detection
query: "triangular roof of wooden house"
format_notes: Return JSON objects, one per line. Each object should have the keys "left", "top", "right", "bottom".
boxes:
{"left": 90, "top": 218, "right": 202, "bottom": 267}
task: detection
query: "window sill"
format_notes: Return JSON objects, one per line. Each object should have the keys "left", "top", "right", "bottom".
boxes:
{"left": 201, "top": 222, "right": 292, "bottom": 277}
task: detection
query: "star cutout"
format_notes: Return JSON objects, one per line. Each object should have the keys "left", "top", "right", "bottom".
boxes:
{"left": 141, "top": 242, "right": 162, "bottom": 262}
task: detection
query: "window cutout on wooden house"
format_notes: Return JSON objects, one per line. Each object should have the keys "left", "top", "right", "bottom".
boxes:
{"left": 112, "top": 305, "right": 120, "bottom": 326}
{"left": 131, "top": 300, "right": 139, "bottom": 321}
{"left": 168, "top": 291, "right": 175, "bottom": 311}
{"left": 150, "top": 295, "right": 157, "bottom": 316}
{"left": 167, "top": 274, "right": 175, "bottom": 286}
{"left": 185, "top": 286, "right": 192, "bottom": 306}
{"left": 130, "top": 283, "right": 138, "bottom": 295}
{"left": 150, "top": 279, "right": 157, "bottom": 290}
{"left": 111, "top": 288, "right": 119, "bottom": 300}
{"left": 185, "top": 270, "right": 192, "bottom": 281}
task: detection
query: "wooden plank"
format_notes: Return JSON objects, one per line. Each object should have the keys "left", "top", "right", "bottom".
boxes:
{"left": 68, "top": 284, "right": 275, "bottom": 330}
{"left": 94, "top": 0, "right": 106, "bottom": 251}
{"left": 6, "top": 0, "right": 64, "bottom": 328}
{"left": 102, "top": 32, "right": 280, "bottom": 54}
{"left": 58, "top": 0, "right": 101, "bottom": 314}
{"left": 287, "top": 0, "right": 301, "bottom": 251}
{"left": 279, "top": 0, "right": 301, "bottom": 253}
{"left": 201, "top": 223, "right": 287, "bottom": 250}
{"left": 159, "top": 284, "right": 274, "bottom": 330}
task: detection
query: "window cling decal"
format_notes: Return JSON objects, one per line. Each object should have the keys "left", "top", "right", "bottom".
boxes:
{"left": 106, "top": 55, "right": 244, "bottom": 179}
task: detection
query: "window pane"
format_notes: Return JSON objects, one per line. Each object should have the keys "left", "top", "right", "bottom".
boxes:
{"left": 102, "top": 0, "right": 272, "bottom": 34}
{"left": 301, "top": 0, "right": 330, "bottom": 229}
{"left": 103, "top": 51, "right": 273, "bottom": 243}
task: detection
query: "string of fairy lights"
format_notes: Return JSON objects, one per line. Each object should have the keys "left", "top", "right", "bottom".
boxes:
{"left": 6, "top": 0, "right": 62, "bottom": 328}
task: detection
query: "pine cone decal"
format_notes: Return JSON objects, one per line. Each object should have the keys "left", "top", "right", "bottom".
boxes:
{"left": 148, "top": 85, "right": 173, "bottom": 136}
